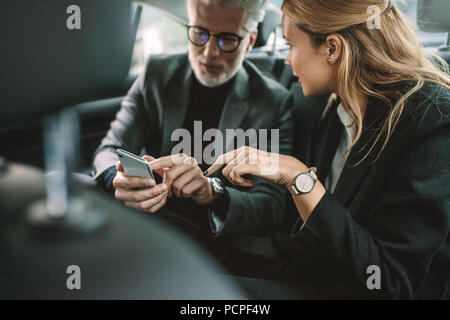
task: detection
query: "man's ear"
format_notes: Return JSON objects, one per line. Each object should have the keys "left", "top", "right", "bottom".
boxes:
{"left": 324, "top": 34, "right": 343, "bottom": 64}
{"left": 246, "top": 30, "right": 258, "bottom": 53}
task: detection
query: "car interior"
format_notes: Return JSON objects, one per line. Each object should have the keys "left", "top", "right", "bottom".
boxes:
{"left": 2, "top": 0, "right": 448, "bottom": 172}
{"left": 0, "top": 0, "right": 448, "bottom": 299}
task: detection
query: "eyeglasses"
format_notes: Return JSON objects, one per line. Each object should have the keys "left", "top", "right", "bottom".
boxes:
{"left": 186, "top": 25, "right": 245, "bottom": 53}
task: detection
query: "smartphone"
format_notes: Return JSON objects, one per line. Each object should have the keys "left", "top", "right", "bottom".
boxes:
{"left": 116, "top": 149, "right": 155, "bottom": 180}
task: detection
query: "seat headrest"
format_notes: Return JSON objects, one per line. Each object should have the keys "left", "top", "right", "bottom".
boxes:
{"left": 0, "top": 0, "right": 135, "bottom": 126}
{"left": 254, "top": 5, "right": 282, "bottom": 48}
{"left": 417, "top": 0, "right": 450, "bottom": 32}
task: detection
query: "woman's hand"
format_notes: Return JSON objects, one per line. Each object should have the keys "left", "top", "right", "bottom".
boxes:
{"left": 206, "top": 146, "right": 326, "bottom": 222}
{"left": 205, "top": 146, "right": 309, "bottom": 187}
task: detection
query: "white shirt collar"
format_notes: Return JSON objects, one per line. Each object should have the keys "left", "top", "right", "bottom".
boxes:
{"left": 336, "top": 103, "right": 357, "bottom": 145}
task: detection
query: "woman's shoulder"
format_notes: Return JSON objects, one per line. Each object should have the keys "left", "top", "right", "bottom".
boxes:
{"left": 398, "top": 81, "right": 449, "bottom": 135}
{"left": 365, "top": 81, "right": 449, "bottom": 165}
{"left": 367, "top": 81, "right": 449, "bottom": 133}
{"left": 406, "top": 81, "right": 449, "bottom": 110}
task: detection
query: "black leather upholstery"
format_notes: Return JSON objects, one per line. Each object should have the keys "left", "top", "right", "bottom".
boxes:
{"left": 0, "top": 0, "right": 135, "bottom": 126}
{"left": 254, "top": 5, "right": 282, "bottom": 48}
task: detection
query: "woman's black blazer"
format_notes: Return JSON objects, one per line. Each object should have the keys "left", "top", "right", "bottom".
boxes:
{"left": 282, "top": 82, "right": 449, "bottom": 299}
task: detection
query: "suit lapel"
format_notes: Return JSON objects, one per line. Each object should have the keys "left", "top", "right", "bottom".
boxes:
{"left": 217, "top": 67, "right": 251, "bottom": 155}
{"left": 313, "top": 99, "right": 342, "bottom": 182}
{"left": 332, "top": 98, "right": 382, "bottom": 205}
{"left": 160, "top": 62, "right": 193, "bottom": 156}
{"left": 332, "top": 149, "right": 373, "bottom": 206}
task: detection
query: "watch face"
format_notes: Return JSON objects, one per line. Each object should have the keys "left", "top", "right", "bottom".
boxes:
{"left": 211, "top": 178, "right": 224, "bottom": 193}
{"left": 295, "top": 174, "right": 315, "bottom": 193}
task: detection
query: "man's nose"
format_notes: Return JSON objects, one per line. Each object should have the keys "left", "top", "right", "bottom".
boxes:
{"left": 203, "top": 37, "right": 220, "bottom": 59}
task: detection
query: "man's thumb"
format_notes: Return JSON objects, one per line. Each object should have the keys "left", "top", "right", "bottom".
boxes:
{"left": 143, "top": 155, "right": 165, "bottom": 178}
{"left": 143, "top": 155, "right": 155, "bottom": 162}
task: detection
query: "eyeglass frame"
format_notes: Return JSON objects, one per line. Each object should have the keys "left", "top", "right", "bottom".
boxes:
{"left": 186, "top": 25, "right": 248, "bottom": 53}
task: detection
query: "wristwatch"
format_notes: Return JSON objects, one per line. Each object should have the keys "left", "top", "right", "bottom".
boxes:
{"left": 288, "top": 167, "right": 318, "bottom": 195}
{"left": 207, "top": 177, "right": 224, "bottom": 196}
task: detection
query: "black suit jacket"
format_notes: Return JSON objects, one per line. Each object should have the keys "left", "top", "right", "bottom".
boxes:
{"left": 92, "top": 53, "right": 293, "bottom": 257}
{"left": 278, "top": 82, "right": 449, "bottom": 299}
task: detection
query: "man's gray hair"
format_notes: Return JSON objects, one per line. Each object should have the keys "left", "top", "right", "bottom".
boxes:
{"left": 189, "top": 0, "right": 268, "bottom": 31}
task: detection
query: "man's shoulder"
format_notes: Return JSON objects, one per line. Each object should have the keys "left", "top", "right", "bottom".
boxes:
{"left": 145, "top": 52, "right": 188, "bottom": 67}
{"left": 142, "top": 53, "right": 189, "bottom": 84}
{"left": 243, "top": 59, "right": 291, "bottom": 102}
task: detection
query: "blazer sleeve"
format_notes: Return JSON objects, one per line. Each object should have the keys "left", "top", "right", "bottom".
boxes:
{"left": 211, "top": 93, "right": 294, "bottom": 237}
{"left": 291, "top": 114, "right": 450, "bottom": 298}
{"left": 91, "top": 69, "right": 155, "bottom": 184}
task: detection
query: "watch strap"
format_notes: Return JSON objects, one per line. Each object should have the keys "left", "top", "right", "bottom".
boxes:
{"left": 288, "top": 167, "right": 318, "bottom": 195}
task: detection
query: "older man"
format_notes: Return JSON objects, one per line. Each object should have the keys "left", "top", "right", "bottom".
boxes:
{"left": 92, "top": 0, "right": 292, "bottom": 276}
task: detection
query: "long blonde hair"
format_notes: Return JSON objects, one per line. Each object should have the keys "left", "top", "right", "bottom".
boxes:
{"left": 282, "top": 0, "right": 450, "bottom": 163}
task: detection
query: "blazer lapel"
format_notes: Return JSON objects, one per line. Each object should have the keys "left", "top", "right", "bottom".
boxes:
{"left": 217, "top": 67, "right": 251, "bottom": 155}
{"left": 313, "top": 99, "right": 343, "bottom": 182}
{"left": 332, "top": 98, "right": 382, "bottom": 206}
{"left": 160, "top": 63, "right": 193, "bottom": 156}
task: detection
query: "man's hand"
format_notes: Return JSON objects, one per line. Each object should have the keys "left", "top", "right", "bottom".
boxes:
{"left": 113, "top": 160, "right": 168, "bottom": 213}
{"left": 149, "top": 154, "right": 215, "bottom": 205}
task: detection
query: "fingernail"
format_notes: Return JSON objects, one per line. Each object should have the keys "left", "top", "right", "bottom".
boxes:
{"left": 203, "top": 170, "right": 208, "bottom": 176}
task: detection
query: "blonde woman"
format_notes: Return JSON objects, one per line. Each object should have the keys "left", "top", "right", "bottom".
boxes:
{"left": 206, "top": 0, "right": 450, "bottom": 299}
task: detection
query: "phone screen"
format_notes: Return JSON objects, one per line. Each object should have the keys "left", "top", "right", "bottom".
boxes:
{"left": 116, "top": 149, "right": 155, "bottom": 179}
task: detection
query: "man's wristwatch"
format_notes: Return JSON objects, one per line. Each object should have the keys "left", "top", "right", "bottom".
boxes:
{"left": 207, "top": 177, "right": 224, "bottom": 197}
{"left": 288, "top": 167, "right": 318, "bottom": 195}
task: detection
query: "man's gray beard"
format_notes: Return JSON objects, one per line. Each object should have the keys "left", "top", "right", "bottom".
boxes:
{"left": 189, "top": 55, "right": 243, "bottom": 88}
{"left": 194, "top": 70, "right": 235, "bottom": 88}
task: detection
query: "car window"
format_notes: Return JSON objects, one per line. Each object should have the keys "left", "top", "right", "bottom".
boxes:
{"left": 270, "top": 0, "right": 283, "bottom": 8}
{"left": 393, "top": 0, "right": 447, "bottom": 48}
{"left": 271, "top": 0, "right": 447, "bottom": 52}
{"left": 129, "top": 0, "right": 447, "bottom": 74}
{"left": 129, "top": 4, "right": 188, "bottom": 75}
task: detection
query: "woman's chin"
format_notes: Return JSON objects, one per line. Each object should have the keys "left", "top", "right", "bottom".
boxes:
{"left": 300, "top": 85, "right": 329, "bottom": 98}
{"left": 300, "top": 85, "right": 312, "bottom": 97}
